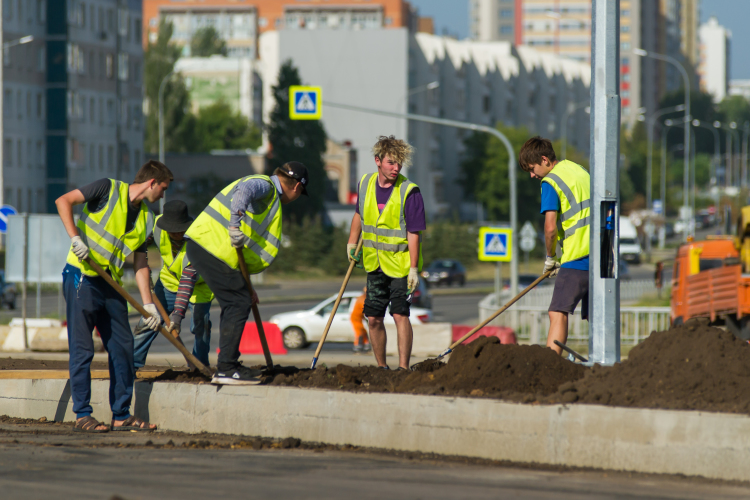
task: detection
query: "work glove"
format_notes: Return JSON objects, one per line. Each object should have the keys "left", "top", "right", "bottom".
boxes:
{"left": 70, "top": 236, "right": 89, "bottom": 261}
{"left": 142, "top": 303, "right": 161, "bottom": 331}
{"left": 347, "top": 243, "right": 363, "bottom": 269}
{"left": 168, "top": 312, "right": 183, "bottom": 337}
{"left": 407, "top": 267, "right": 419, "bottom": 294}
{"left": 543, "top": 256, "right": 561, "bottom": 278}
{"left": 228, "top": 227, "right": 245, "bottom": 249}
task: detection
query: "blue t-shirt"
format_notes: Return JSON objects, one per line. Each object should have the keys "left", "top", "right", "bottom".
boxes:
{"left": 540, "top": 183, "right": 589, "bottom": 271}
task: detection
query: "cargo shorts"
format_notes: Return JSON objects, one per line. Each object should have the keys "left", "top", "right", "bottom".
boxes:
{"left": 364, "top": 270, "right": 411, "bottom": 318}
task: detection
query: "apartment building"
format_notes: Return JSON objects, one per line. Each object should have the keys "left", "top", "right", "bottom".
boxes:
{"left": 469, "top": 0, "right": 519, "bottom": 43}
{"left": 1, "top": 0, "right": 144, "bottom": 214}
{"left": 142, "top": 0, "right": 418, "bottom": 57}
{"left": 698, "top": 16, "right": 731, "bottom": 103}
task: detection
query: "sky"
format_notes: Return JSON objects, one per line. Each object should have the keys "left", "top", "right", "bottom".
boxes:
{"left": 407, "top": 0, "right": 750, "bottom": 80}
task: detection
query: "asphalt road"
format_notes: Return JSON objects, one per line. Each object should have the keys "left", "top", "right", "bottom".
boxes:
{"left": 1, "top": 421, "right": 748, "bottom": 499}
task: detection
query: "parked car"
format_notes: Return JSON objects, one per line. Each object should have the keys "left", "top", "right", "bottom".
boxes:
{"left": 421, "top": 259, "right": 466, "bottom": 287}
{"left": 0, "top": 271, "right": 16, "bottom": 309}
{"left": 270, "top": 292, "right": 434, "bottom": 349}
{"left": 619, "top": 217, "right": 642, "bottom": 264}
{"left": 410, "top": 279, "right": 433, "bottom": 309}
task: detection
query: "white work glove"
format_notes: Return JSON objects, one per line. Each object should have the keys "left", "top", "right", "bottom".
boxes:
{"left": 142, "top": 303, "right": 161, "bottom": 331}
{"left": 407, "top": 267, "right": 419, "bottom": 294}
{"left": 168, "top": 312, "right": 183, "bottom": 336}
{"left": 70, "top": 236, "right": 89, "bottom": 261}
{"left": 347, "top": 243, "right": 363, "bottom": 268}
{"left": 543, "top": 256, "right": 560, "bottom": 278}
{"left": 228, "top": 227, "right": 245, "bottom": 249}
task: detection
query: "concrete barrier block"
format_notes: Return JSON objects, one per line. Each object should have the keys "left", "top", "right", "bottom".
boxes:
{"left": 385, "top": 322, "right": 451, "bottom": 357}
{"left": 0, "top": 325, "right": 103, "bottom": 352}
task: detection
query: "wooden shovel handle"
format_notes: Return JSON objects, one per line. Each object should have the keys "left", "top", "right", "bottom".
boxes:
{"left": 235, "top": 249, "right": 274, "bottom": 370}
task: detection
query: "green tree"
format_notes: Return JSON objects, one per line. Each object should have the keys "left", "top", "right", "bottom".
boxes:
{"left": 266, "top": 60, "right": 328, "bottom": 221}
{"left": 187, "top": 173, "right": 231, "bottom": 215}
{"left": 144, "top": 20, "right": 196, "bottom": 154}
{"left": 717, "top": 95, "right": 750, "bottom": 127}
{"left": 193, "top": 101, "right": 262, "bottom": 151}
{"left": 190, "top": 27, "right": 227, "bottom": 57}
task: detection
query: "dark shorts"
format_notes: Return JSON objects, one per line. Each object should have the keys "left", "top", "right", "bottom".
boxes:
{"left": 549, "top": 268, "right": 589, "bottom": 320}
{"left": 364, "top": 271, "right": 411, "bottom": 318}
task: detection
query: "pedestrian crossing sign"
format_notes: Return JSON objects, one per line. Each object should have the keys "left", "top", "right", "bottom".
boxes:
{"left": 289, "top": 86, "right": 322, "bottom": 120}
{"left": 478, "top": 227, "right": 512, "bottom": 262}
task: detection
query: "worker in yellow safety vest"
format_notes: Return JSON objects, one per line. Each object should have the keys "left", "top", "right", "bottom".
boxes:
{"left": 132, "top": 200, "right": 214, "bottom": 370}
{"left": 55, "top": 160, "right": 172, "bottom": 433}
{"left": 347, "top": 136, "right": 426, "bottom": 370}
{"left": 185, "top": 162, "right": 309, "bottom": 385}
{"left": 519, "top": 136, "right": 591, "bottom": 356}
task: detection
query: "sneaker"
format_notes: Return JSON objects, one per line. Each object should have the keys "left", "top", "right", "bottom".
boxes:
{"left": 362, "top": 344, "right": 372, "bottom": 353}
{"left": 352, "top": 344, "right": 363, "bottom": 353}
{"left": 211, "top": 363, "right": 263, "bottom": 386}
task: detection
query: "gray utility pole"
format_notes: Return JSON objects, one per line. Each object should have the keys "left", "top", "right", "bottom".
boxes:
{"left": 692, "top": 119, "right": 721, "bottom": 215}
{"left": 717, "top": 122, "right": 737, "bottom": 187}
{"left": 561, "top": 100, "right": 590, "bottom": 160}
{"left": 743, "top": 122, "right": 749, "bottom": 189}
{"left": 589, "top": 0, "right": 621, "bottom": 365}
{"left": 646, "top": 104, "right": 685, "bottom": 210}
{"left": 158, "top": 69, "right": 177, "bottom": 214}
{"left": 326, "top": 101, "right": 520, "bottom": 306}
{"left": 634, "top": 48, "right": 690, "bottom": 242}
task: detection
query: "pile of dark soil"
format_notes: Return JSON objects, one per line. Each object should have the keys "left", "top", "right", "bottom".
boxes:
{"left": 151, "top": 369, "right": 212, "bottom": 384}
{"left": 271, "top": 336, "right": 586, "bottom": 399}
{"left": 543, "top": 320, "right": 750, "bottom": 414}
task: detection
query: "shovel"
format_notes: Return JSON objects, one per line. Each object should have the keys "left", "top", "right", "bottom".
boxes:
{"left": 311, "top": 238, "right": 364, "bottom": 369}
{"left": 84, "top": 258, "right": 213, "bottom": 378}
{"left": 411, "top": 269, "right": 553, "bottom": 372}
{"left": 235, "top": 248, "right": 274, "bottom": 371}
{"left": 148, "top": 276, "right": 196, "bottom": 370}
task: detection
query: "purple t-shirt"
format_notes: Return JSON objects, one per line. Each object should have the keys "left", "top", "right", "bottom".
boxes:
{"left": 355, "top": 181, "right": 426, "bottom": 232}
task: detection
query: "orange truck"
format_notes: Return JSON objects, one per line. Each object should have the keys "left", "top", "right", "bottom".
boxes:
{"left": 670, "top": 220, "right": 750, "bottom": 338}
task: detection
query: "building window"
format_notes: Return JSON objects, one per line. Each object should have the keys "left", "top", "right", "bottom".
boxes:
{"left": 499, "top": 9, "right": 513, "bottom": 17}
{"left": 17, "top": 139, "right": 22, "bottom": 167}
{"left": 106, "top": 99, "right": 114, "bottom": 124}
{"left": 117, "top": 53, "right": 129, "bottom": 81}
{"left": 90, "top": 5, "right": 95, "bottom": 32}
{"left": 118, "top": 8, "right": 129, "bottom": 37}
{"left": 26, "top": 92, "right": 31, "bottom": 118}
{"left": 622, "top": 42, "right": 631, "bottom": 51}
{"left": 4, "top": 90, "right": 12, "bottom": 117}
{"left": 26, "top": 140, "right": 31, "bottom": 169}
{"left": 36, "top": 141, "right": 43, "bottom": 169}
{"left": 134, "top": 18, "right": 141, "bottom": 42}
{"left": 4, "top": 139, "right": 12, "bottom": 167}
{"left": 107, "top": 8, "right": 114, "bottom": 31}
{"left": 621, "top": 25, "right": 630, "bottom": 33}
{"left": 37, "top": 0, "right": 45, "bottom": 23}
{"left": 89, "top": 144, "right": 94, "bottom": 170}
{"left": 106, "top": 54, "right": 113, "bottom": 78}
{"left": 98, "top": 145, "right": 103, "bottom": 170}
{"left": 16, "top": 90, "right": 22, "bottom": 119}
{"left": 500, "top": 25, "right": 513, "bottom": 34}
{"left": 107, "top": 145, "right": 114, "bottom": 171}
{"left": 89, "top": 97, "right": 95, "bottom": 122}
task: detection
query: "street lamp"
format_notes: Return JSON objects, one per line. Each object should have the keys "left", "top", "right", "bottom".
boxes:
{"left": 743, "top": 122, "right": 750, "bottom": 189}
{"left": 561, "top": 101, "right": 590, "bottom": 159}
{"left": 664, "top": 118, "right": 696, "bottom": 238}
{"left": 633, "top": 48, "right": 691, "bottom": 241}
{"left": 715, "top": 121, "right": 739, "bottom": 188}
{"left": 646, "top": 104, "right": 685, "bottom": 212}
{"left": 692, "top": 119, "right": 721, "bottom": 217}
{"left": 406, "top": 81, "right": 439, "bottom": 97}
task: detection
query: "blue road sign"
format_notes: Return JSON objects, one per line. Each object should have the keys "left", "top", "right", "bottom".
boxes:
{"left": 0, "top": 205, "right": 18, "bottom": 234}
{"left": 478, "top": 227, "right": 512, "bottom": 262}
{"left": 289, "top": 86, "right": 322, "bottom": 120}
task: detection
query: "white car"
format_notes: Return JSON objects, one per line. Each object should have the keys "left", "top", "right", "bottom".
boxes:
{"left": 269, "top": 292, "right": 433, "bottom": 349}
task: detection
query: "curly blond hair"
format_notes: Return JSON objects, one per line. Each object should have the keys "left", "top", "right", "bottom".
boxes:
{"left": 372, "top": 135, "right": 414, "bottom": 168}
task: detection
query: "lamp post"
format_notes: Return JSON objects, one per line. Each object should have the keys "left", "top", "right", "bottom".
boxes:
{"left": 715, "top": 121, "right": 738, "bottom": 188}
{"left": 633, "top": 48, "right": 690, "bottom": 242}
{"left": 647, "top": 104, "right": 686, "bottom": 212}
{"left": 561, "top": 101, "right": 589, "bottom": 159}
{"left": 692, "top": 119, "right": 721, "bottom": 217}
{"left": 664, "top": 118, "right": 695, "bottom": 238}
{"left": 158, "top": 70, "right": 177, "bottom": 213}
{"left": 407, "top": 81, "right": 439, "bottom": 97}
{"left": 743, "top": 122, "right": 749, "bottom": 191}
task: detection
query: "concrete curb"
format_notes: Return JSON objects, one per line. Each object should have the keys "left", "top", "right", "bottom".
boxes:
{"left": 1, "top": 378, "right": 749, "bottom": 481}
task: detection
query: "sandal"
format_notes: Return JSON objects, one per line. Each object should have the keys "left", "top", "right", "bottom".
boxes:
{"left": 111, "top": 416, "right": 157, "bottom": 432}
{"left": 74, "top": 416, "right": 109, "bottom": 433}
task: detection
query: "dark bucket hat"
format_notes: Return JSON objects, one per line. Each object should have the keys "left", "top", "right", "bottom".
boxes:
{"left": 156, "top": 200, "right": 194, "bottom": 232}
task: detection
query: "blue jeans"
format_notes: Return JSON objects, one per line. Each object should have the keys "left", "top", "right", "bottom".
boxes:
{"left": 63, "top": 264, "right": 134, "bottom": 421}
{"left": 133, "top": 279, "right": 212, "bottom": 368}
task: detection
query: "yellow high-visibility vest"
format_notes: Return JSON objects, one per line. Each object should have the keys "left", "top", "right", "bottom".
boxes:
{"left": 185, "top": 175, "right": 282, "bottom": 273}
{"left": 541, "top": 160, "right": 591, "bottom": 264}
{"left": 154, "top": 216, "right": 214, "bottom": 304}
{"left": 66, "top": 179, "right": 154, "bottom": 284}
{"left": 359, "top": 173, "right": 422, "bottom": 278}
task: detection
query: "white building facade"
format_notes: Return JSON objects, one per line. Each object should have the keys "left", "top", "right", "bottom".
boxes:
{"left": 698, "top": 16, "right": 731, "bottom": 103}
{"left": 469, "top": 0, "right": 517, "bottom": 44}
{"left": 1, "top": 0, "right": 144, "bottom": 214}
{"left": 257, "top": 29, "right": 590, "bottom": 220}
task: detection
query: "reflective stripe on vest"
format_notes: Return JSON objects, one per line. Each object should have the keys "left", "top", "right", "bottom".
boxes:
{"left": 359, "top": 173, "right": 422, "bottom": 278}
{"left": 185, "top": 175, "right": 282, "bottom": 273}
{"left": 66, "top": 179, "right": 154, "bottom": 283}
{"left": 541, "top": 160, "right": 591, "bottom": 264}
{"left": 154, "top": 219, "right": 213, "bottom": 304}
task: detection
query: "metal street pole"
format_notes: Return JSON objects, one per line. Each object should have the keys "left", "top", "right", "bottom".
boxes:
{"left": 561, "top": 101, "right": 589, "bottom": 159}
{"left": 589, "top": 0, "right": 621, "bottom": 365}
{"left": 692, "top": 119, "right": 721, "bottom": 218}
{"left": 664, "top": 119, "right": 695, "bottom": 237}
{"left": 743, "top": 122, "right": 749, "bottom": 191}
{"left": 158, "top": 69, "right": 176, "bottom": 214}
{"left": 647, "top": 104, "right": 685, "bottom": 211}
{"left": 634, "top": 48, "right": 690, "bottom": 242}
{"left": 717, "top": 122, "right": 734, "bottom": 187}
{"left": 326, "top": 100, "right": 520, "bottom": 306}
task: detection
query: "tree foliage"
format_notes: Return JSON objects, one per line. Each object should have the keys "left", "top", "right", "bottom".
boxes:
{"left": 193, "top": 101, "right": 262, "bottom": 151}
{"left": 266, "top": 60, "right": 328, "bottom": 221}
{"left": 190, "top": 27, "right": 227, "bottom": 57}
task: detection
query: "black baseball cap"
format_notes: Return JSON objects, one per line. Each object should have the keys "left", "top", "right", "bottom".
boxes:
{"left": 279, "top": 161, "right": 309, "bottom": 196}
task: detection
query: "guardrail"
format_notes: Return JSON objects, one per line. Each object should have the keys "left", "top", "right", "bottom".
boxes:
{"left": 505, "top": 306, "right": 672, "bottom": 345}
